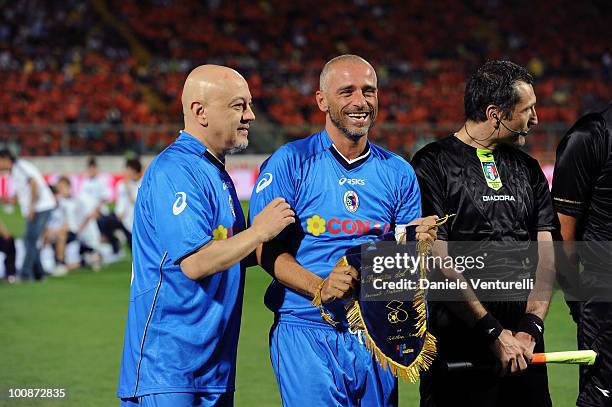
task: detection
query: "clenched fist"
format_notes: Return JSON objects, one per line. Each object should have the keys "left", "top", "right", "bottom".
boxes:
{"left": 320, "top": 263, "right": 359, "bottom": 304}
{"left": 408, "top": 215, "right": 439, "bottom": 243}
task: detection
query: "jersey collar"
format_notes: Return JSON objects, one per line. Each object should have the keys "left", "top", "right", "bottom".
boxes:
{"left": 321, "top": 130, "right": 371, "bottom": 170}
{"left": 178, "top": 130, "right": 226, "bottom": 171}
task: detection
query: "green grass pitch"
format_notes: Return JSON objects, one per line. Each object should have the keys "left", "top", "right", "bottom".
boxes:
{"left": 0, "top": 204, "right": 578, "bottom": 406}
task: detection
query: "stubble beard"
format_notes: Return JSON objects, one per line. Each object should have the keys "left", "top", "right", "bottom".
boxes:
{"left": 329, "top": 109, "right": 374, "bottom": 142}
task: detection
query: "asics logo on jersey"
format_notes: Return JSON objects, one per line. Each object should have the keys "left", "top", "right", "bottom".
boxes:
{"left": 256, "top": 173, "right": 273, "bottom": 193}
{"left": 482, "top": 195, "right": 516, "bottom": 202}
{"left": 339, "top": 177, "right": 365, "bottom": 186}
{"left": 172, "top": 192, "right": 187, "bottom": 215}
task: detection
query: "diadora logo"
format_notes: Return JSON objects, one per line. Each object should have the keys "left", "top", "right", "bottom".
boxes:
{"left": 172, "top": 192, "right": 187, "bottom": 215}
{"left": 482, "top": 195, "right": 516, "bottom": 202}
{"left": 339, "top": 177, "right": 365, "bottom": 186}
{"left": 256, "top": 173, "right": 273, "bottom": 193}
{"left": 306, "top": 214, "right": 390, "bottom": 237}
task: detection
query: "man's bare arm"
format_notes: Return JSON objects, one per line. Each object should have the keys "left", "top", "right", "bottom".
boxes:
{"left": 181, "top": 198, "right": 295, "bottom": 280}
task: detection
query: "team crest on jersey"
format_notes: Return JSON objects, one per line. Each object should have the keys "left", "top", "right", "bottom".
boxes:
{"left": 343, "top": 190, "right": 359, "bottom": 213}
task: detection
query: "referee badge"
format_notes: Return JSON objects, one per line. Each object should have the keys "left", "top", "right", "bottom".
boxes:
{"left": 476, "top": 149, "right": 503, "bottom": 191}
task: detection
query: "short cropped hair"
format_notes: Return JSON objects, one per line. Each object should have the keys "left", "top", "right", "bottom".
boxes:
{"left": 319, "top": 54, "right": 376, "bottom": 92}
{"left": 464, "top": 60, "right": 533, "bottom": 122}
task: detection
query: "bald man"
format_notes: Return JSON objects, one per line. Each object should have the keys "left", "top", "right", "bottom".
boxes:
{"left": 249, "top": 55, "right": 436, "bottom": 406}
{"left": 118, "top": 65, "right": 295, "bottom": 407}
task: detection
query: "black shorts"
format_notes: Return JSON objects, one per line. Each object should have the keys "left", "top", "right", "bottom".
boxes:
{"left": 420, "top": 301, "right": 552, "bottom": 407}
{"left": 577, "top": 301, "right": 612, "bottom": 407}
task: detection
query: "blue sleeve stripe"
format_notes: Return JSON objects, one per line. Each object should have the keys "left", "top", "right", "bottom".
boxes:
{"left": 134, "top": 251, "right": 167, "bottom": 397}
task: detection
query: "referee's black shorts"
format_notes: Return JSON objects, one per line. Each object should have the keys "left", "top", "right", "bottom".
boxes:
{"left": 420, "top": 301, "right": 552, "bottom": 407}
{"left": 577, "top": 301, "right": 612, "bottom": 407}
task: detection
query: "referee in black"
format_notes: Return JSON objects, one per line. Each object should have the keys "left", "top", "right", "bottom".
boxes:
{"left": 553, "top": 102, "right": 612, "bottom": 407}
{"left": 412, "top": 60, "right": 555, "bottom": 406}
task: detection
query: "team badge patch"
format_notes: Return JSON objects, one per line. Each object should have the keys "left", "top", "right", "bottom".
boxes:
{"left": 343, "top": 190, "right": 359, "bottom": 213}
{"left": 476, "top": 149, "right": 503, "bottom": 191}
{"left": 482, "top": 162, "right": 498, "bottom": 181}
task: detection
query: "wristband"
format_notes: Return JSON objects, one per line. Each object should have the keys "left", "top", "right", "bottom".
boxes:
{"left": 517, "top": 313, "right": 544, "bottom": 343}
{"left": 474, "top": 313, "right": 503, "bottom": 344}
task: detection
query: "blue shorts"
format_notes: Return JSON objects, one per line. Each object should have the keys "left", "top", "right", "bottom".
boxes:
{"left": 270, "top": 317, "right": 398, "bottom": 407}
{"left": 119, "top": 392, "right": 233, "bottom": 407}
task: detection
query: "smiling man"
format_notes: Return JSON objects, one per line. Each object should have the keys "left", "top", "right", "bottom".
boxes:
{"left": 249, "top": 54, "right": 437, "bottom": 406}
{"left": 117, "top": 65, "right": 295, "bottom": 407}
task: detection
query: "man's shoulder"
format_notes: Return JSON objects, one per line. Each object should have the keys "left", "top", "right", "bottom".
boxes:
{"left": 411, "top": 136, "right": 455, "bottom": 164}
{"left": 263, "top": 132, "right": 326, "bottom": 167}
{"left": 151, "top": 143, "right": 205, "bottom": 175}
{"left": 564, "top": 110, "right": 609, "bottom": 145}
{"left": 14, "top": 159, "right": 38, "bottom": 175}
{"left": 504, "top": 145, "right": 540, "bottom": 167}
{"left": 282, "top": 131, "right": 326, "bottom": 157}
{"left": 369, "top": 143, "right": 413, "bottom": 172}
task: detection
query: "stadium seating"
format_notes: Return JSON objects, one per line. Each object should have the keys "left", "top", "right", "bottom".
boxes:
{"left": 1, "top": 0, "right": 610, "bottom": 157}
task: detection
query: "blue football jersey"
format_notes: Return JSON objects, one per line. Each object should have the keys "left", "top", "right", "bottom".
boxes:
{"left": 118, "top": 131, "right": 245, "bottom": 398}
{"left": 249, "top": 130, "right": 421, "bottom": 324}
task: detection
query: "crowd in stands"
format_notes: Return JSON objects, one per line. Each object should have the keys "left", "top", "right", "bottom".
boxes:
{"left": 1, "top": 0, "right": 611, "bottom": 157}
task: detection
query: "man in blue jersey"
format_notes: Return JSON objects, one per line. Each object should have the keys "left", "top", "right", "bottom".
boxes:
{"left": 249, "top": 54, "right": 437, "bottom": 406}
{"left": 118, "top": 65, "right": 295, "bottom": 407}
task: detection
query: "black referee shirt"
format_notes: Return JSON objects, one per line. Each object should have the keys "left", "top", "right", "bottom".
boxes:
{"left": 411, "top": 135, "right": 555, "bottom": 288}
{"left": 412, "top": 135, "right": 555, "bottom": 242}
{"left": 552, "top": 103, "right": 612, "bottom": 242}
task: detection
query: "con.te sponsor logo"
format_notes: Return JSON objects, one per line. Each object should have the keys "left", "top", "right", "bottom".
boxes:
{"left": 306, "top": 214, "right": 390, "bottom": 236}
{"left": 482, "top": 195, "right": 516, "bottom": 202}
{"left": 339, "top": 177, "right": 365, "bottom": 186}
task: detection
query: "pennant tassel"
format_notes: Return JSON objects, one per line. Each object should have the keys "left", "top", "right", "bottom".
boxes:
{"left": 345, "top": 300, "right": 437, "bottom": 383}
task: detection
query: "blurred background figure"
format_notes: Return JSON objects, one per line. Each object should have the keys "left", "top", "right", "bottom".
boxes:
{"left": 42, "top": 177, "right": 82, "bottom": 275}
{"left": 0, "top": 149, "right": 55, "bottom": 281}
{"left": 79, "top": 156, "right": 128, "bottom": 257}
{"left": 114, "top": 158, "right": 142, "bottom": 250}
{"left": 0, "top": 219, "right": 17, "bottom": 283}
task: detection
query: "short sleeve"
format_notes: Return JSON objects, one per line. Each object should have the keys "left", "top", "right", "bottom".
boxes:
{"left": 150, "top": 165, "right": 214, "bottom": 264}
{"left": 529, "top": 159, "right": 555, "bottom": 231}
{"left": 249, "top": 147, "right": 297, "bottom": 226}
{"left": 394, "top": 163, "right": 422, "bottom": 225}
{"left": 552, "top": 115, "right": 606, "bottom": 218}
{"left": 411, "top": 146, "right": 449, "bottom": 240}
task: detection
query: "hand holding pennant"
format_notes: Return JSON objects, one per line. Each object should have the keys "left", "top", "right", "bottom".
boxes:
{"left": 311, "top": 215, "right": 454, "bottom": 382}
